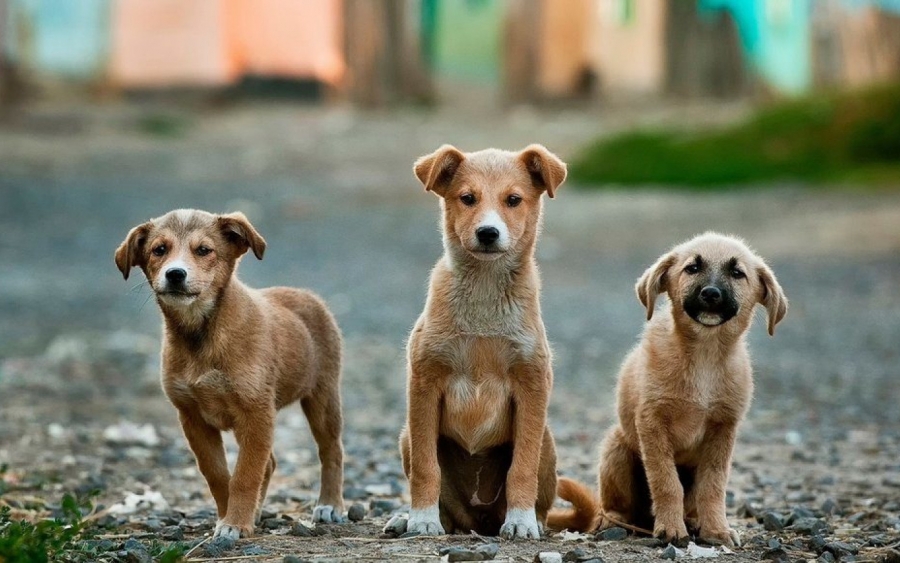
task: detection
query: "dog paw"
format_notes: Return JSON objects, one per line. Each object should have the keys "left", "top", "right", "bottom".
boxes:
{"left": 653, "top": 518, "right": 689, "bottom": 546}
{"left": 407, "top": 505, "right": 445, "bottom": 536}
{"left": 499, "top": 508, "right": 541, "bottom": 540}
{"left": 699, "top": 527, "right": 740, "bottom": 548}
{"left": 312, "top": 504, "right": 344, "bottom": 524}
{"left": 214, "top": 520, "right": 250, "bottom": 540}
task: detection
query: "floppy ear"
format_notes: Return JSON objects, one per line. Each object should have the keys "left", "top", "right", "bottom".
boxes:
{"left": 519, "top": 144, "right": 567, "bottom": 198}
{"left": 114, "top": 222, "right": 151, "bottom": 280}
{"left": 757, "top": 263, "right": 787, "bottom": 336}
{"left": 218, "top": 212, "right": 266, "bottom": 260}
{"left": 635, "top": 252, "right": 677, "bottom": 321}
{"left": 414, "top": 144, "right": 466, "bottom": 196}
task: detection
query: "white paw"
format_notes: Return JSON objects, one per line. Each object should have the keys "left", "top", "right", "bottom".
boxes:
{"left": 312, "top": 504, "right": 344, "bottom": 523}
{"left": 407, "top": 505, "right": 445, "bottom": 536}
{"left": 213, "top": 521, "right": 243, "bottom": 540}
{"left": 500, "top": 507, "right": 541, "bottom": 540}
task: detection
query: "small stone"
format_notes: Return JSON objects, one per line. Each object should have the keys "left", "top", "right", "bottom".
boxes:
{"left": 661, "top": 545, "right": 679, "bottom": 560}
{"left": 767, "top": 538, "right": 782, "bottom": 550}
{"left": 786, "top": 506, "right": 816, "bottom": 524}
{"left": 442, "top": 542, "right": 499, "bottom": 561}
{"left": 763, "top": 512, "right": 784, "bottom": 531}
{"left": 283, "top": 557, "right": 311, "bottom": 563}
{"left": 563, "top": 548, "right": 586, "bottom": 562}
{"left": 788, "top": 517, "right": 828, "bottom": 535}
{"left": 762, "top": 547, "right": 791, "bottom": 563}
{"left": 159, "top": 525, "right": 183, "bottom": 541}
{"left": 343, "top": 487, "right": 369, "bottom": 500}
{"left": 735, "top": 501, "right": 758, "bottom": 519}
{"left": 370, "top": 499, "right": 401, "bottom": 512}
{"left": 242, "top": 545, "right": 268, "bottom": 556}
{"left": 824, "top": 542, "right": 859, "bottom": 558}
{"left": 347, "top": 503, "right": 366, "bottom": 522}
{"left": 262, "top": 517, "right": 288, "bottom": 530}
{"left": 596, "top": 526, "right": 627, "bottom": 541}
{"left": 725, "top": 490, "right": 735, "bottom": 508}
{"left": 205, "top": 536, "right": 236, "bottom": 558}
{"left": 289, "top": 522, "right": 314, "bottom": 537}
{"left": 877, "top": 550, "right": 900, "bottom": 563}
{"left": 632, "top": 538, "right": 665, "bottom": 548}
{"left": 786, "top": 491, "right": 817, "bottom": 503}
{"left": 534, "top": 553, "right": 563, "bottom": 563}
{"left": 818, "top": 552, "right": 836, "bottom": 563}
{"left": 809, "top": 535, "right": 827, "bottom": 553}
{"left": 383, "top": 514, "right": 408, "bottom": 537}
{"left": 123, "top": 539, "right": 152, "bottom": 563}
{"left": 259, "top": 509, "right": 277, "bottom": 520}
{"left": 821, "top": 498, "right": 838, "bottom": 515}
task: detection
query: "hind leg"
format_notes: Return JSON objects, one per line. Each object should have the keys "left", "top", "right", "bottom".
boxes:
{"left": 598, "top": 425, "right": 639, "bottom": 529}
{"left": 255, "top": 453, "right": 277, "bottom": 524}
{"left": 535, "top": 427, "right": 558, "bottom": 530}
{"left": 301, "top": 381, "right": 345, "bottom": 523}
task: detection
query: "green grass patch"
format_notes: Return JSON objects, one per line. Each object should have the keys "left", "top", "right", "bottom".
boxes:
{"left": 571, "top": 83, "right": 900, "bottom": 188}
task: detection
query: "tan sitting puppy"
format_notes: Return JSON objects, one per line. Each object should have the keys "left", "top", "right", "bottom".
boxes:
{"left": 394, "top": 145, "right": 565, "bottom": 539}
{"left": 549, "top": 233, "right": 787, "bottom": 547}
{"left": 115, "top": 209, "right": 345, "bottom": 539}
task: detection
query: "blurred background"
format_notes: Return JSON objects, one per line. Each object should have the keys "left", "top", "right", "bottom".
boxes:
{"left": 1, "top": 0, "right": 899, "bottom": 551}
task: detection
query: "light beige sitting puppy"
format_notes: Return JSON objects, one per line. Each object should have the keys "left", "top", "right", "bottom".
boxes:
{"left": 115, "top": 209, "right": 345, "bottom": 539}
{"left": 395, "top": 145, "right": 566, "bottom": 539}
{"left": 549, "top": 232, "right": 787, "bottom": 548}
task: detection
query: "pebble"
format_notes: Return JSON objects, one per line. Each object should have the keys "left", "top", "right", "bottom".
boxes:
{"left": 596, "top": 527, "right": 627, "bottom": 541}
{"left": 767, "top": 538, "right": 782, "bottom": 549}
{"left": 343, "top": 486, "right": 369, "bottom": 500}
{"left": 347, "top": 503, "right": 366, "bottom": 522}
{"left": 819, "top": 553, "right": 836, "bottom": 563}
{"left": 786, "top": 491, "right": 817, "bottom": 503}
{"left": 440, "top": 543, "right": 500, "bottom": 561}
{"left": 370, "top": 499, "right": 401, "bottom": 513}
{"left": 661, "top": 545, "right": 679, "bottom": 560}
{"left": 205, "top": 536, "right": 236, "bottom": 558}
{"left": 289, "top": 522, "right": 314, "bottom": 537}
{"left": 824, "top": 542, "right": 859, "bottom": 557}
{"left": 821, "top": 498, "right": 838, "bottom": 515}
{"left": 159, "top": 525, "right": 184, "bottom": 541}
{"left": 123, "top": 538, "right": 152, "bottom": 563}
{"left": 763, "top": 511, "right": 784, "bottom": 531}
{"left": 809, "top": 535, "right": 828, "bottom": 553}
{"left": 262, "top": 517, "right": 289, "bottom": 529}
{"left": 563, "top": 547, "right": 602, "bottom": 562}
{"left": 534, "top": 552, "right": 563, "bottom": 563}
{"left": 788, "top": 517, "right": 828, "bottom": 535}
{"left": 735, "top": 501, "right": 759, "bottom": 519}
{"left": 762, "top": 547, "right": 790, "bottom": 563}
{"left": 283, "top": 557, "right": 311, "bottom": 563}
{"left": 383, "top": 514, "right": 408, "bottom": 536}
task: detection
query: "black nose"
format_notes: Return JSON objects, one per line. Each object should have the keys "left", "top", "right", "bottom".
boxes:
{"left": 165, "top": 268, "right": 187, "bottom": 284}
{"left": 476, "top": 226, "right": 500, "bottom": 246}
{"left": 700, "top": 286, "right": 722, "bottom": 304}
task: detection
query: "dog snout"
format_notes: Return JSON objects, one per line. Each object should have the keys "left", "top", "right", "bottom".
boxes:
{"left": 476, "top": 226, "right": 500, "bottom": 246}
{"left": 700, "top": 286, "right": 722, "bottom": 304}
{"left": 165, "top": 268, "right": 188, "bottom": 284}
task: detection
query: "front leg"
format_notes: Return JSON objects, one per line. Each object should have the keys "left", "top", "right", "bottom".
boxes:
{"left": 405, "top": 361, "right": 446, "bottom": 536}
{"left": 178, "top": 409, "right": 230, "bottom": 518}
{"left": 500, "top": 364, "right": 550, "bottom": 540}
{"left": 694, "top": 422, "right": 740, "bottom": 547}
{"left": 637, "top": 411, "right": 689, "bottom": 543}
{"left": 215, "top": 409, "right": 276, "bottom": 539}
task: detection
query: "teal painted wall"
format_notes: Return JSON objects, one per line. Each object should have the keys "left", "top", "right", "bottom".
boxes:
{"left": 5, "top": 0, "right": 110, "bottom": 79}
{"left": 700, "top": 0, "right": 811, "bottom": 95}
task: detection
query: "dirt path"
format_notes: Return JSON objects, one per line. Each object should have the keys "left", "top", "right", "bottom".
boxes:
{"left": 1, "top": 101, "right": 898, "bottom": 561}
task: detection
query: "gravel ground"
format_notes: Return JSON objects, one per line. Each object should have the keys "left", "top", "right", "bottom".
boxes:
{"left": 1, "top": 100, "right": 899, "bottom": 562}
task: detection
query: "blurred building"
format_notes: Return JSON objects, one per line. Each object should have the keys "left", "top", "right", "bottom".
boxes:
{"left": 1, "top": 0, "right": 900, "bottom": 106}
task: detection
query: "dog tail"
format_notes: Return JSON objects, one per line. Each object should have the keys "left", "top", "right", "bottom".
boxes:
{"left": 546, "top": 477, "right": 599, "bottom": 532}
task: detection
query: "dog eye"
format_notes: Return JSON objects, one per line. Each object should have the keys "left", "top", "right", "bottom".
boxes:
{"left": 506, "top": 194, "right": 522, "bottom": 207}
{"left": 731, "top": 268, "right": 746, "bottom": 279}
{"left": 152, "top": 244, "right": 167, "bottom": 257}
{"left": 196, "top": 246, "right": 212, "bottom": 257}
{"left": 460, "top": 193, "right": 476, "bottom": 206}
{"left": 684, "top": 263, "right": 700, "bottom": 274}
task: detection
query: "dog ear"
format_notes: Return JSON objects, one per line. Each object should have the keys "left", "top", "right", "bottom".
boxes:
{"left": 218, "top": 212, "right": 266, "bottom": 260}
{"left": 114, "top": 222, "right": 151, "bottom": 280}
{"left": 519, "top": 144, "right": 567, "bottom": 199}
{"left": 757, "top": 263, "right": 787, "bottom": 336}
{"left": 414, "top": 145, "right": 466, "bottom": 196}
{"left": 635, "top": 252, "right": 677, "bottom": 321}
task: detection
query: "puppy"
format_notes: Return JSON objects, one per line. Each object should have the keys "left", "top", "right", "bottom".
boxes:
{"left": 549, "top": 233, "right": 787, "bottom": 547}
{"left": 115, "top": 209, "right": 345, "bottom": 539}
{"left": 393, "top": 145, "right": 566, "bottom": 539}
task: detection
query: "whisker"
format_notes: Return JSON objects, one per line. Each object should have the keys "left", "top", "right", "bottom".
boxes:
{"left": 138, "top": 292, "right": 154, "bottom": 313}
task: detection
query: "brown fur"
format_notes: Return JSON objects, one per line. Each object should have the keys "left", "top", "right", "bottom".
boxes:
{"left": 115, "top": 209, "right": 345, "bottom": 539}
{"left": 396, "top": 145, "right": 565, "bottom": 539}
{"left": 549, "top": 233, "right": 787, "bottom": 548}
